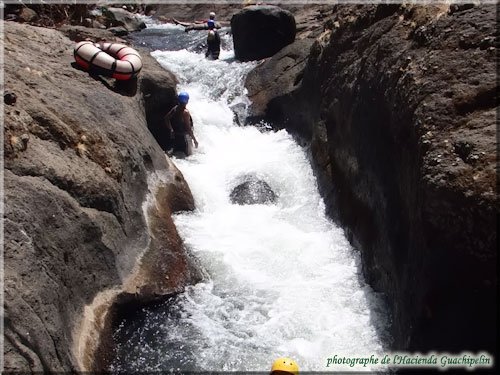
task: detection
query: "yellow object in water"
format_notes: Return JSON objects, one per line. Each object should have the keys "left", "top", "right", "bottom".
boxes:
{"left": 271, "top": 357, "right": 299, "bottom": 374}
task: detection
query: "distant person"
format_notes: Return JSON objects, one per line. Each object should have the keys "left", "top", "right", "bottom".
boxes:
{"left": 205, "top": 19, "right": 221, "bottom": 59}
{"left": 270, "top": 357, "right": 299, "bottom": 375}
{"left": 192, "top": 11, "right": 216, "bottom": 24}
{"left": 184, "top": 11, "right": 221, "bottom": 32}
{"left": 165, "top": 92, "right": 198, "bottom": 156}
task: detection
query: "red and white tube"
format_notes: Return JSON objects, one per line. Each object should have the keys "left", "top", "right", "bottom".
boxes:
{"left": 74, "top": 41, "right": 142, "bottom": 80}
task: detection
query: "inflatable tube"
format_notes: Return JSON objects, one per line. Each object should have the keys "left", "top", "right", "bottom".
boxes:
{"left": 74, "top": 41, "right": 142, "bottom": 80}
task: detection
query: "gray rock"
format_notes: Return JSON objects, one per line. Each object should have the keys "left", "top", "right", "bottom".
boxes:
{"left": 231, "top": 5, "right": 296, "bottom": 61}
{"left": 107, "top": 26, "right": 129, "bottom": 36}
{"left": 245, "top": 38, "right": 314, "bottom": 134}
{"left": 5, "top": 13, "right": 18, "bottom": 21}
{"left": 58, "top": 25, "right": 116, "bottom": 42}
{"left": 18, "top": 7, "right": 38, "bottom": 23}
{"left": 92, "top": 20, "right": 107, "bottom": 30}
{"left": 449, "top": 3, "right": 475, "bottom": 14}
{"left": 229, "top": 102, "right": 248, "bottom": 126}
{"left": 230, "top": 176, "right": 277, "bottom": 205}
{"left": 103, "top": 7, "right": 146, "bottom": 32}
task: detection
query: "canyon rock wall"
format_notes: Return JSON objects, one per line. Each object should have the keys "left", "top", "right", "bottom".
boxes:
{"left": 247, "top": 3, "right": 497, "bottom": 354}
{"left": 3, "top": 21, "right": 198, "bottom": 371}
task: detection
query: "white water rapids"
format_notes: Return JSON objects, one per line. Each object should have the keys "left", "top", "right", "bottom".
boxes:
{"left": 111, "top": 23, "right": 390, "bottom": 372}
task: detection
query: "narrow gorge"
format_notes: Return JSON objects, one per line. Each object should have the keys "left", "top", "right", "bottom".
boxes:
{"left": 2, "top": 3, "right": 497, "bottom": 373}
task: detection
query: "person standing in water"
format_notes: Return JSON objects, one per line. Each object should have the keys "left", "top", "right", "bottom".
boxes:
{"left": 205, "top": 19, "right": 221, "bottom": 59}
{"left": 165, "top": 92, "right": 198, "bottom": 156}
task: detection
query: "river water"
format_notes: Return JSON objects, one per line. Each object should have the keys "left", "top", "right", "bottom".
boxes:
{"left": 110, "top": 21, "right": 390, "bottom": 372}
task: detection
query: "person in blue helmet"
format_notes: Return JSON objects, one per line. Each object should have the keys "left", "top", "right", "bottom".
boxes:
{"left": 206, "top": 19, "right": 221, "bottom": 59}
{"left": 165, "top": 92, "right": 198, "bottom": 156}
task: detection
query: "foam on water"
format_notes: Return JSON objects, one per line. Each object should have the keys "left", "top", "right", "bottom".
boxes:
{"left": 111, "top": 26, "right": 390, "bottom": 373}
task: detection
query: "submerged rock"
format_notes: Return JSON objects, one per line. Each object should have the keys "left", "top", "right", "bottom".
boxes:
{"left": 230, "top": 176, "right": 277, "bottom": 205}
{"left": 229, "top": 102, "right": 247, "bottom": 126}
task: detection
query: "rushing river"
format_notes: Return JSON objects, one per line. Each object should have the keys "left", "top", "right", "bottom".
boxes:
{"left": 111, "top": 21, "right": 390, "bottom": 372}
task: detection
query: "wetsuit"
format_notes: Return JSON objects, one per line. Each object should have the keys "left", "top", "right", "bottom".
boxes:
{"left": 169, "top": 105, "right": 193, "bottom": 156}
{"left": 206, "top": 29, "right": 221, "bottom": 59}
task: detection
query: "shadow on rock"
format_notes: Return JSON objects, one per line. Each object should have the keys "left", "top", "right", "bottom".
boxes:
{"left": 71, "top": 62, "right": 138, "bottom": 96}
{"left": 89, "top": 72, "right": 138, "bottom": 97}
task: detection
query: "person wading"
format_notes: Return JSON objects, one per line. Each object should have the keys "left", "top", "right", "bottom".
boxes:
{"left": 206, "top": 19, "right": 221, "bottom": 60}
{"left": 165, "top": 91, "right": 199, "bottom": 156}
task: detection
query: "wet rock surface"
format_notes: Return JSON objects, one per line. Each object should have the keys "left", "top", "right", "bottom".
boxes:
{"left": 230, "top": 176, "right": 277, "bottom": 205}
{"left": 3, "top": 22, "right": 198, "bottom": 372}
{"left": 245, "top": 38, "right": 315, "bottom": 129}
{"left": 245, "top": 5, "right": 335, "bottom": 130}
{"left": 231, "top": 5, "right": 296, "bottom": 62}
{"left": 247, "top": 3, "right": 497, "bottom": 354}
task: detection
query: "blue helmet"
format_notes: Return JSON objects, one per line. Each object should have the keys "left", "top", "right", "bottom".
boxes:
{"left": 207, "top": 19, "right": 215, "bottom": 29}
{"left": 178, "top": 91, "right": 189, "bottom": 104}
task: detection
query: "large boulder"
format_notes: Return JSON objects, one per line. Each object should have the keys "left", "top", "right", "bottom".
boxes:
{"left": 245, "top": 38, "right": 314, "bottom": 129}
{"left": 244, "top": 6, "right": 336, "bottom": 130}
{"left": 231, "top": 5, "right": 296, "bottom": 61}
{"left": 3, "top": 22, "right": 198, "bottom": 372}
{"left": 248, "top": 3, "right": 497, "bottom": 355}
{"left": 244, "top": 6, "right": 334, "bottom": 127}
{"left": 101, "top": 6, "right": 146, "bottom": 31}
{"left": 18, "top": 6, "right": 38, "bottom": 23}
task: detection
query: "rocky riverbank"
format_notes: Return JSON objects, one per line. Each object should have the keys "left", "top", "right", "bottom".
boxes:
{"left": 3, "top": 21, "right": 200, "bottom": 371}
{"left": 246, "top": 3, "right": 497, "bottom": 356}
